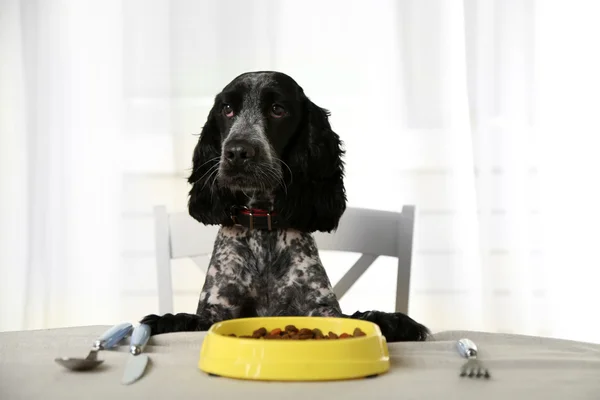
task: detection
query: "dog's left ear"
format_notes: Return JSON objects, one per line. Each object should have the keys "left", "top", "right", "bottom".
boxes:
{"left": 274, "top": 97, "right": 347, "bottom": 232}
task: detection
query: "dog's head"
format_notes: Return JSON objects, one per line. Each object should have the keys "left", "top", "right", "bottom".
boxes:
{"left": 188, "top": 71, "right": 346, "bottom": 233}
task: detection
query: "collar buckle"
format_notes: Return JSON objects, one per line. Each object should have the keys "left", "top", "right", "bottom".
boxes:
{"left": 229, "top": 205, "right": 276, "bottom": 231}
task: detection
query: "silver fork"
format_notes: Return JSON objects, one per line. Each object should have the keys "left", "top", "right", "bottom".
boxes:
{"left": 456, "top": 338, "right": 491, "bottom": 379}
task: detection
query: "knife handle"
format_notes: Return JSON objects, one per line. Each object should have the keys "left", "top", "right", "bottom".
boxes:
{"left": 94, "top": 322, "right": 134, "bottom": 350}
{"left": 457, "top": 338, "right": 478, "bottom": 359}
{"left": 129, "top": 324, "right": 151, "bottom": 355}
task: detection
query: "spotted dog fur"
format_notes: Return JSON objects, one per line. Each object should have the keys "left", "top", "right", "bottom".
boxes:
{"left": 140, "top": 71, "right": 430, "bottom": 342}
{"left": 197, "top": 226, "right": 340, "bottom": 321}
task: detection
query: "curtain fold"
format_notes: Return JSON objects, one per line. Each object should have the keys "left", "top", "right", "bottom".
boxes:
{"left": 1, "top": 0, "right": 124, "bottom": 330}
{"left": 0, "top": 0, "right": 29, "bottom": 332}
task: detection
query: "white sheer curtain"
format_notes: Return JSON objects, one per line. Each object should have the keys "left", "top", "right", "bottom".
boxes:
{"left": 2, "top": 0, "right": 599, "bottom": 344}
{"left": 0, "top": 0, "right": 123, "bottom": 331}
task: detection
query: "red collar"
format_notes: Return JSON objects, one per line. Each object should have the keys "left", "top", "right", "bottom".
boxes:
{"left": 239, "top": 208, "right": 277, "bottom": 216}
{"left": 230, "top": 206, "right": 280, "bottom": 230}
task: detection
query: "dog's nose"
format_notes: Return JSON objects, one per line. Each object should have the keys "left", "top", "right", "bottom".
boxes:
{"left": 224, "top": 141, "right": 256, "bottom": 165}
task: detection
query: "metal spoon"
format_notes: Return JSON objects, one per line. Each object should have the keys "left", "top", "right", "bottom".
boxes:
{"left": 55, "top": 322, "right": 133, "bottom": 371}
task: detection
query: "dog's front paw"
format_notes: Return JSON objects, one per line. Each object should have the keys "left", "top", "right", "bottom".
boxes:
{"left": 139, "top": 312, "right": 208, "bottom": 336}
{"left": 350, "top": 310, "right": 430, "bottom": 342}
{"left": 139, "top": 313, "right": 175, "bottom": 335}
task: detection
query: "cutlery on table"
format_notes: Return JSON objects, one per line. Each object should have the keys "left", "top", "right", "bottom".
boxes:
{"left": 121, "top": 323, "right": 151, "bottom": 385}
{"left": 55, "top": 322, "right": 133, "bottom": 371}
{"left": 456, "top": 338, "right": 491, "bottom": 379}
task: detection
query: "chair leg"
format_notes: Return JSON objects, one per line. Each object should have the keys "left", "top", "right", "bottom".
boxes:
{"left": 154, "top": 205, "right": 174, "bottom": 315}
{"left": 396, "top": 205, "right": 415, "bottom": 314}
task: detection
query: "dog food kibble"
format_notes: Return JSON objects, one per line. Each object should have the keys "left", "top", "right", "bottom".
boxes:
{"left": 353, "top": 327, "right": 367, "bottom": 337}
{"left": 252, "top": 327, "right": 267, "bottom": 338}
{"left": 227, "top": 325, "right": 367, "bottom": 340}
{"left": 270, "top": 328, "right": 282, "bottom": 336}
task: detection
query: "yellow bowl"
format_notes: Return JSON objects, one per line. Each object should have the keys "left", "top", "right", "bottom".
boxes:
{"left": 198, "top": 316, "right": 390, "bottom": 381}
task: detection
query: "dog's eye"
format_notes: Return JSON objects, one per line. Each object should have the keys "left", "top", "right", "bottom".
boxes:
{"left": 270, "top": 104, "right": 285, "bottom": 118}
{"left": 222, "top": 104, "right": 234, "bottom": 118}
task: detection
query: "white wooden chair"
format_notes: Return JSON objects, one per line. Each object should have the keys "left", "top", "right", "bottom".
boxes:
{"left": 153, "top": 205, "right": 417, "bottom": 315}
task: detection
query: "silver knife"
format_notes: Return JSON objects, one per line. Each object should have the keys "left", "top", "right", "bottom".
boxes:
{"left": 121, "top": 323, "right": 151, "bottom": 385}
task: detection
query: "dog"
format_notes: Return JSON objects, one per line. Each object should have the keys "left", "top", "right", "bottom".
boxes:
{"left": 140, "top": 71, "right": 429, "bottom": 342}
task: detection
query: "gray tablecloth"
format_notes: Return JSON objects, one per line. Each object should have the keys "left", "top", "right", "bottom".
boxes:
{"left": 1, "top": 325, "right": 599, "bottom": 399}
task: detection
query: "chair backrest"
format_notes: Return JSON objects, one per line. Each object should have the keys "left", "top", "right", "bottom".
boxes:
{"left": 153, "top": 205, "right": 416, "bottom": 316}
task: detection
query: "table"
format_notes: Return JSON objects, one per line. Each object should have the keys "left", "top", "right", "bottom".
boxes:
{"left": 1, "top": 326, "right": 599, "bottom": 399}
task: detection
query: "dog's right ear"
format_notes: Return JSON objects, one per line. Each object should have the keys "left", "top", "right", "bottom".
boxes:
{"left": 187, "top": 101, "right": 236, "bottom": 226}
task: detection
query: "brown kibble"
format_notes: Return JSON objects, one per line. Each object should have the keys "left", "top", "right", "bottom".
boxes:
{"left": 270, "top": 328, "right": 282, "bottom": 336}
{"left": 232, "top": 326, "right": 365, "bottom": 340}
{"left": 264, "top": 334, "right": 279, "bottom": 340}
{"left": 353, "top": 328, "right": 366, "bottom": 337}
{"left": 252, "top": 327, "right": 267, "bottom": 338}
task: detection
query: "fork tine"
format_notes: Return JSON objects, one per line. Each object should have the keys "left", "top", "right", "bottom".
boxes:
{"left": 460, "top": 361, "right": 467, "bottom": 377}
{"left": 460, "top": 359, "right": 492, "bottom": 379}
{"left": 456, "top": 339, "right": 491, "bottom": 380}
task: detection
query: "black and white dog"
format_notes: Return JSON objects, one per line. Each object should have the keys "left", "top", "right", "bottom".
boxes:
{"left": 140, "top": 71, "right": 429, "bottom": 342}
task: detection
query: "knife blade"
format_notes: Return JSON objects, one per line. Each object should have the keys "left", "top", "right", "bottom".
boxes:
{"left": 121, "top": 323, "right": 151, "bottom": 385}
